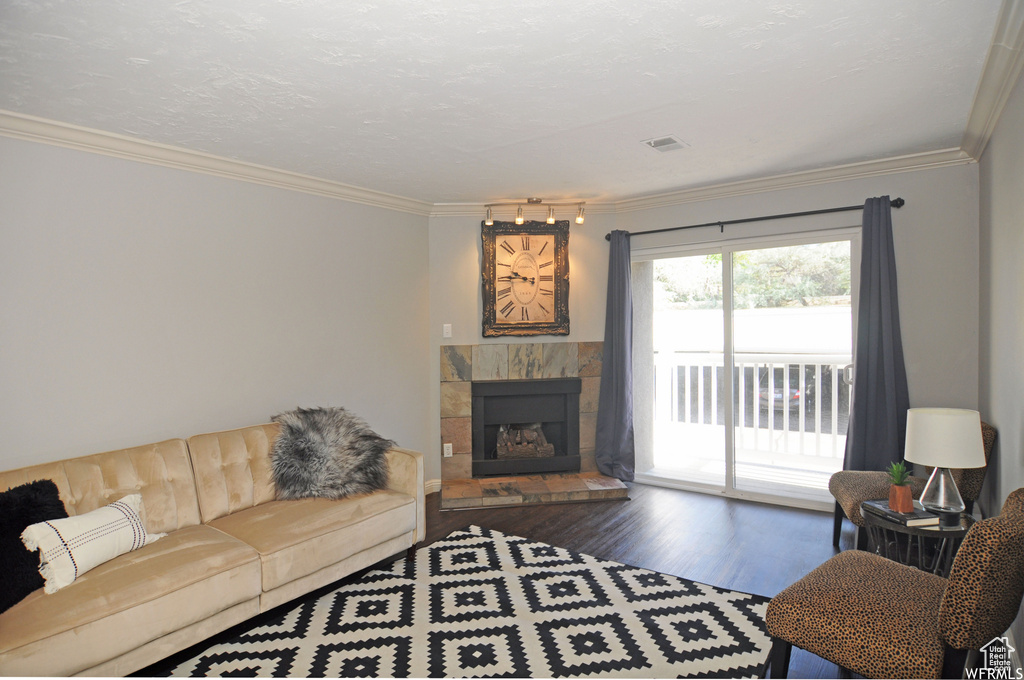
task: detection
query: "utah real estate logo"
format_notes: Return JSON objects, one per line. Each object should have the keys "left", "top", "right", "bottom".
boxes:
{"left": 967, "top": 637, "right": 1021, "bottom": 680}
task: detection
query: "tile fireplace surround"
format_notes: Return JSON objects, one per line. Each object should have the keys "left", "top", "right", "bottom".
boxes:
{"left": 440, "top": 341, "right": 627, "bottom": 509}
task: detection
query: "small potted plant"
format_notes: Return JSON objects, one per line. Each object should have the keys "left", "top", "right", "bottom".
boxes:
{"left": 887, "top": 460, "right": 914, "bottom": 513}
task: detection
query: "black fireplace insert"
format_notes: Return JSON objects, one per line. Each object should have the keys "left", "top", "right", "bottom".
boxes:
{"left": 471, "top": 378, "right": 581, "bottom": 477}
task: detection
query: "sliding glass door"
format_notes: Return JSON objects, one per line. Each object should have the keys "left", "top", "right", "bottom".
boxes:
{"left": 649, "top": 253, "right": 726, "bottom": 486}
{"left": 730, "top": 240, "right": 853, "bottom": 501}
{"left": 633, "top": 231, "right": 858, "bottom": 507}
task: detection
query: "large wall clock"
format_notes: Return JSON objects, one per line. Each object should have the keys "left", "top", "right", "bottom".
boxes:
{"left": 482, "top": 220, "right": 569, "bottom": 337}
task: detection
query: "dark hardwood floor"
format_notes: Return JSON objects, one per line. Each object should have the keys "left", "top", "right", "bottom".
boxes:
{"left": 429, "top": 482, "right": 850, "bottom": 679}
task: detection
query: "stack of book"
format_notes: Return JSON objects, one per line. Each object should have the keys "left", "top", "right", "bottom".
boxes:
{"left": 862, "top": 499, "right": 940, "bottom": 526}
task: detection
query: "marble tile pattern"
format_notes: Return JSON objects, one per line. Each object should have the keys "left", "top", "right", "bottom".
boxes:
{"left": 508, "top": 344, "right": 543, "bottom": 380}
{"left": 441, "top": 452, "right": 472, "bottom": 480}
{"left": 580, "top": 376, "right": 601, "bottom": 413}
{"left": 440, "top": 345, "right": 472, "bottom": 382}
{"left": 580, "top": 448, "right": 597, "bottom": 473}
{"left": 578, "top": 341, "right": 603, "bottom": 377}
{"left": 440, "top": 417, "right": 471, "bottom": 455}
{"left": 472, "top": 344, "right": 508, "bottom": 381}
{"left": 541, "top": 342, "right": 578, "bottom": 378}
{"left": 579, "top": 412, "right": 598, "bottom": 451}
{"left": 440, "top": 381, "right": 471, "bottom": 418}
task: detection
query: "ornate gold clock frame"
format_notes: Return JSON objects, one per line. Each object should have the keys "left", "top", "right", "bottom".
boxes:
{"left": 481, "top": 220, "right": 569, "bottom": 337}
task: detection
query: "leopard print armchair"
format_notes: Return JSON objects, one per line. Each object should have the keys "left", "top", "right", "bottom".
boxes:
{"left": 829, "top": 421, "right": 996, "bottom": 549}
{"left": 765, "top": 487, "right": 1024, "bottom": 679}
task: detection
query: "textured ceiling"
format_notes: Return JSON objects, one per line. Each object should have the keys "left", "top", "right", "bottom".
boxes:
{"left": 0, "top": 0, "right": 1003, "bottom": 203}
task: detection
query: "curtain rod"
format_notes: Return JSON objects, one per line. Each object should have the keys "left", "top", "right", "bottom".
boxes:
{"left": 604, "top": 197, "right": 905, "bottom": 241}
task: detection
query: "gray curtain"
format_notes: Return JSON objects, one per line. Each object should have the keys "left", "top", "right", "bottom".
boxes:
{"left": 595, "top": 230, "right": 635, "bottom": 481}
{"left": 843, "top": 196, "right": 910, "bottom": 472}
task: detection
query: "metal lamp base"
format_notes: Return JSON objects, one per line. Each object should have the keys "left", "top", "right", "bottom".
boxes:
{"left": 920, "top": 466, "right": 966, "bottom": 527}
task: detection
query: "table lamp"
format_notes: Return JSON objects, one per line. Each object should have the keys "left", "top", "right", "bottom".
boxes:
{"left": 903, "top": 408, "right": 986, "bottom": 528}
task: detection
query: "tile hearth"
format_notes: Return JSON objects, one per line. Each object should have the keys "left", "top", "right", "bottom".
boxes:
{"left": 440, "top": 472, "right": 628, "bottom": 510}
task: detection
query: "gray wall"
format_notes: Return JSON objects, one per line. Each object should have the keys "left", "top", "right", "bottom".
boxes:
{"left": 0, "top": 136, "right": 432, "bottom": 470}
{"left": 980, "top": 67, "right": 1024, "bottom": 514}
{"left": 979, "top": 67, "right": 1024, "bottom": 649}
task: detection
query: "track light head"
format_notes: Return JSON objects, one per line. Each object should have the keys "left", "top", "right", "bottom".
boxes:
{"left": 483, "top": 200, "right": 585, "bottom": 225}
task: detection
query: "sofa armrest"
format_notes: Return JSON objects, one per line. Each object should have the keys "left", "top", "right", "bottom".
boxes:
{"left": 385, "top": 447, "right": 425, "bottom": 543}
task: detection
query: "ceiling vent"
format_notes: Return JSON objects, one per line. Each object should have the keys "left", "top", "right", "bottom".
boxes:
{"left": 642, "top": 135, "right": 689, "bottom": 152}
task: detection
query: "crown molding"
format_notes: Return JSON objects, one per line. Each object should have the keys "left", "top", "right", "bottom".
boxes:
{"left": 432, "top": 147, "right": 974, "bottom": 217}
{"left": 611, "top": 147, "right": 975, "bottom": 213}
{"left": 961, "top": 0, "right": 1024, "bottom": 160}
{"left": 429, "top": 202, "right": 616, "bottom": 218}
{"left": 0, "top": 110, "right": 980, "bottom": 219}
{"left": 0, "top": 110, "right": 433, "bottom": 216}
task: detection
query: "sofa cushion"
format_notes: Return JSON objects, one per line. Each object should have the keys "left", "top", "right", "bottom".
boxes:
{"left": 189, "top": 424, "right": 279, "bottom": 523}
{"left": 0, "top": 524, "right": 261, "bottom": 677}
{"left": 63, "top": 439, "right": 203, "bottom": 534}
{"left": 208, "top": 489, "right": 416, "bottom": 592}
{"left": 21, "top": 494, "right": 164, "bottom": 593}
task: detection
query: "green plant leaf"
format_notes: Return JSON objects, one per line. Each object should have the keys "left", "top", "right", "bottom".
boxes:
{"left": 886, "top": 460, "right": 910, "bottom": 486}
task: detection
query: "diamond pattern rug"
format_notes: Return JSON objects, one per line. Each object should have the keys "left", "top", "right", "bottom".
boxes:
{"left": 158, "top": 526, "right": 771, "bottom": 678}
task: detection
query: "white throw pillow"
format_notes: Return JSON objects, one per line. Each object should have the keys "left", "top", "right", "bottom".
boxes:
{"left": 20, "top": 494, "right": 165, "bottom": 593}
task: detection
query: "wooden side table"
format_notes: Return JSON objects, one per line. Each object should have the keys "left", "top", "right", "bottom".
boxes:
{"left": 860, "top": 504, "right": 975, "bottom": 577}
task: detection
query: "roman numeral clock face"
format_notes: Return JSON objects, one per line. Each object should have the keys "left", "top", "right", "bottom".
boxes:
{"left": 482, "top": 220, "right": 569, "bottom": 337}
{"left": 496, "top": 234, "right": 555, "bottom": 324}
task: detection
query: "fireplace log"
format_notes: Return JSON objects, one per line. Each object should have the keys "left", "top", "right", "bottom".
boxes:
{"left": 496, "top": 423, "right": 555, "bottom": 459}
{"left": 471, "top": 378, "right": 581, "bottom": 477}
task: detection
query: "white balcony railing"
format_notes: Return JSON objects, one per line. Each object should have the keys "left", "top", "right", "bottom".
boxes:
{"left": 652, "top": 351, "right": 852, "bottom": 494}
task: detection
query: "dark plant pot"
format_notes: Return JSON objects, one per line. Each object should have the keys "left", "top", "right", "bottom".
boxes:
{"left": 889, "top": 484, "right": 914, "bottom": 513}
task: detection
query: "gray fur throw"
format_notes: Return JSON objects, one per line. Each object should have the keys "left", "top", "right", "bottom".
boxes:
{"left": 270, "top": 407, "right": 394, "bottom": 500}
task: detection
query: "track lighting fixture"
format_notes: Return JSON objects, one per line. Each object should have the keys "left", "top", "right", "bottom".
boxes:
{"left": 482, "top": 199, "right": 586, "bottom": 226}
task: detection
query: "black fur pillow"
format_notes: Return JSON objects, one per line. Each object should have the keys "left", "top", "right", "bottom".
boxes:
{"left": 1, "top": 479, "right": 69, "bottom": 614}
{"left": 270, "top": 407, "right": 394, "bottom": 500}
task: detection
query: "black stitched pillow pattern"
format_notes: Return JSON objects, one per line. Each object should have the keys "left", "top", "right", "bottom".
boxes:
{"left": 0, "top": 479, "right": 68, "bottom": 614}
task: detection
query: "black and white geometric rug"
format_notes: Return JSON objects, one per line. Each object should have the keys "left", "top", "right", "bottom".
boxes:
{"left": 160, "top": 526, "right": 771, "bottom": 678}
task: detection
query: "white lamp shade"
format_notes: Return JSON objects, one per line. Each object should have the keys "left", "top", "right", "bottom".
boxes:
{"left": 904, "top": 408, "right": 985, "bottom": 469}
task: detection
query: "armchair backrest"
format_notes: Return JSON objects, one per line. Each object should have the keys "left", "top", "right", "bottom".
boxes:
{"left": 938, "top": 487, "right": 1024, "bottom": 650}
{"left": 951, "top": 422, "right": 997, "bottom": 502}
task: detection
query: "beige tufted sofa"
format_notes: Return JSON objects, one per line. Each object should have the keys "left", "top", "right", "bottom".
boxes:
{"left": 0, "top": 423, "right": 425, "bottom": 677}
